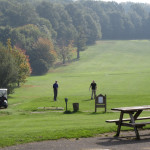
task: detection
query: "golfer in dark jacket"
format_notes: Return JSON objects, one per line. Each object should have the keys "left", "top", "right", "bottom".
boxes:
{"left": 53, "top": 81, "right": 58, "bottom": 101}
{"left": 89, "top": 80, "right": 97, "bottom": 99}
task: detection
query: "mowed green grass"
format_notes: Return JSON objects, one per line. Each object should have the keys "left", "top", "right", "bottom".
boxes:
{"left": 1, "top": 40, "right": 150, "bottom": 147}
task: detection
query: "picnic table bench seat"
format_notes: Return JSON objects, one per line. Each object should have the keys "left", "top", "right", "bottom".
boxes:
{"left": 106, "top": 117, "right": 150, "bottom": 129}
{"left": 106, "top": 116, "right": 150, "bottom": 123}
{"left": 118, "top": 122, "right": 150, "bottom": 128}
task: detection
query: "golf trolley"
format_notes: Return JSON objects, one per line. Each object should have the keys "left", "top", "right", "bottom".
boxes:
{"left": 0, "top": 89, "right": 8, "bottom": 109}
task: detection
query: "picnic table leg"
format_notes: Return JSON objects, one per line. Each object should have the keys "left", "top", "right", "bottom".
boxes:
{"left": 133, "top": 110, "right": 143, "bottom": 120}
{"left": 129, "top": 113, "right": 140, "bottom": 139}
{"left": 116, "top": 111, "right": 124, "bottom": 136}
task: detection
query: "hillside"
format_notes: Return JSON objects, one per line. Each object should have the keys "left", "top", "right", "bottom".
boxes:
{"left": 1, "top": 40, "right": 150, "bottom": 147}
{"left": 9, "top": 40, "right": 150, "bottom": 112}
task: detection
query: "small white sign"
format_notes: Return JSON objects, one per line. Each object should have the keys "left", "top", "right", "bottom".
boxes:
{"left": 98, "top": 97, "right": 103, "bottom": 103}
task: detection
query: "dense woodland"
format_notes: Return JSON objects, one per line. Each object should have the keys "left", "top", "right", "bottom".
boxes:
{"left": 0, "top": 0, "right": 150, "bottom": 92}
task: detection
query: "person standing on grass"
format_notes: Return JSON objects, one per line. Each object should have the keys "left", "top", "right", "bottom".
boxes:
{"left": 89, "top": 80, "right": 97, "bottom": 99}
{"left": 53, "top": 81, "right": 58, "bottom": 101}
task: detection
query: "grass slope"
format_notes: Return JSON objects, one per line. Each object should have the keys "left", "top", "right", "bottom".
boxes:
{"left": 1, "top": 40, "right": 150, "bottom": 147}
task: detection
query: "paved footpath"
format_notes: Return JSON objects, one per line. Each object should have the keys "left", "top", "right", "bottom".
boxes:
{"left": 1, "top": 130, "right": 150, "bottom": 150}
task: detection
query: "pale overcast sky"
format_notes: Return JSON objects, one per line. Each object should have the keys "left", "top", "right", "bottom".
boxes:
{"left": 101, "top": 0, "right": 150, "bottom": 4}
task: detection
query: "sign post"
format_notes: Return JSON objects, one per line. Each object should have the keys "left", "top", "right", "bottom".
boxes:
{"left": 95, "top": 94, "right": 106, "bottom": 112}
{"left": 65, "top": 98, "right": 68, "bottom": 111}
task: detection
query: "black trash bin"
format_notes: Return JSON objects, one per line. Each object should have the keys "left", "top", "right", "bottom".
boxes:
{"left": 73, "top": 103, "right": 79, "bottom": 112}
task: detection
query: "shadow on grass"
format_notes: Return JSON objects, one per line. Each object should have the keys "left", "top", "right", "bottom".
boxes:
{"left": 8, "top": 95, "right": 15, "bottom": 99}
{"left": 90, "top": 111, "right": 106, "bottom": 115}
{"left": 96, "top": 131, "right": 150, "bottom": 147}
{"left": 0, "top": 111, "right": 12, "bottom": 115}
{"left": 64, "top": 110, "right": 84, "bottom": 114}
{"left": 82, "top": 99, "right": 92, "bottom": 101}
{"left": 63, "top": 110, "right": 114, "bottom": 115}
{"left": 88, "top": 111, "right": 114, "bottom": 115}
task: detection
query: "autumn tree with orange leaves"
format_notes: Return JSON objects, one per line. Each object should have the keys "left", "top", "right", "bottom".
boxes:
{"left": 7, "top": 39, "right": 31, "bottom": 87}
{"left": 0, "top": 43, "right": 18, "bottom": 94}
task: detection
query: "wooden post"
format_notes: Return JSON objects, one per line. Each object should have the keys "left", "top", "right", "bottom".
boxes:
{"left": 129, "top": 113, "right": 140, "bottom": 139}
{"left": 116, "top": 111, "right": 124, "bottom": 136}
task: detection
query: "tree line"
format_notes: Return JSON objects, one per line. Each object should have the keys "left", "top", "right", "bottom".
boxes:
{"left": 0, "top": 0, "right": 150, "bottom": 92}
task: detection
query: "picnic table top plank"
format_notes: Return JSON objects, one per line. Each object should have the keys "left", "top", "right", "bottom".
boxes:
{"left": 111, "top": 105, "right": 150, "bottom": 112}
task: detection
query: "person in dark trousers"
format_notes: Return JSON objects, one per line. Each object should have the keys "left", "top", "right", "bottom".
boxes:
{"left": 89, "top": 80, "right": 97, "bottom": 99}
{"left": 53, "top": 81, "right": 58, "bottom": 101}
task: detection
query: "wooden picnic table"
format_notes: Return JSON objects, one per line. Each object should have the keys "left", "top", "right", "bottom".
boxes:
{"left": 106, "top": 105, "right": 150, "bottom": 139}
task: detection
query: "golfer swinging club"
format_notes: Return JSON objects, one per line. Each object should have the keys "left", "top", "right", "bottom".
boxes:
{"left": 89, "top": 80, "right": 97, "bottom": 99}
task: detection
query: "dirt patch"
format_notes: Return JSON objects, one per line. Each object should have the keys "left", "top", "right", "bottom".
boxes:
{"left": 37, "top": 107, "right": 64, "bottom": 110}
{"left": 31, "top": 111, "right": 64, "bottom": 114}
{"left": 22, "top": 85, "right": 40, "bottom": 88}
{"left": 12, "top": 103, "right": 22, "bottom": 106}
